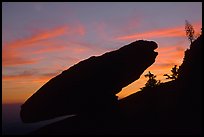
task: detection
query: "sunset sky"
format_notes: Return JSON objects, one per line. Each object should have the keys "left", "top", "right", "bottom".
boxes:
{"left": 2, "top": 2, "right": 202, "bottom": 104}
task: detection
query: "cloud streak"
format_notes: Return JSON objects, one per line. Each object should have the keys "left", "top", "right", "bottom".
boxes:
{"left": 116, "top": 26, "right": 185, "bottom": 40}
{"left": 2, "top": 23, "right": 90, "bottom": 67}
{"left": 6, "top": 26, "right": 68, "bottom": 49}
{"left": 2, "top": 26, "right": 69, "bottom": 67}
{"left": 2, "top": 71, "right": 60, "bottom": 83}
{"left": 116, "top": 23, "right": 201, "bottom": 40}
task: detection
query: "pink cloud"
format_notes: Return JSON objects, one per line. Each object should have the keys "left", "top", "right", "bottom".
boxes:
{"left": 2, "top": 23, "right": 89, "bottom": 67}
{"left": 7, "top": 26, "right": 68, "bottom": 49}
{"left": 116, "top": 26, "right": 185, "bottom": 40}
{"left": 2, "top": 26, "right": 69, "bottom": 67}
{"left": 116, "top": 23, "right": 201, "bottom": 40}
{"left": 3, "top": 56, "right": 39, "bottom": 67}
{"left": 32, "top": 45, "right": 67, "bottom": 54}
{"left": 76, "top": 24, "right": 86, "bottom": 36}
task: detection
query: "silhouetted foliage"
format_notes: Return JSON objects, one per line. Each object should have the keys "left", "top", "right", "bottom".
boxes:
{"left": 164, "top": 65, "right": 179, "bottom": 80}
{"left": 185, "top": 20, "right": 195, "bottom": 44}
{"left": 140, "top": 71, "right": 160, "bottom": 90}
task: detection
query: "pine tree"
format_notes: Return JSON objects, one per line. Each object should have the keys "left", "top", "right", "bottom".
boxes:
{"left": 141, "top": 71, "right": 160, "bottom": 90}
{"left": 164, "top": 65, "right": 179, "bottom": 80}
{"left": 185, "top": 20, "right": 195, "bottom": 44}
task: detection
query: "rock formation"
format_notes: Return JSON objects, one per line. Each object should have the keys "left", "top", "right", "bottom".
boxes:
{"left": 20, "top": 40, "right": 158, "bottom": 123}
{"left": 25, "top": 35, "right": 202, "bottom": 135}
{"left": 119, "top": 34, "right": 202, "bottom": 135}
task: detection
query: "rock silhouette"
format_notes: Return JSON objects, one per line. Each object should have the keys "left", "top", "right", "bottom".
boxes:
{"left": 20, "top": 40, "right": 158, "bottom": 123}
{"left": 21, "top": 35, "right": 202, "bottom": 135}
{"left": 119, "top": 34, "right": 202, "bottom": 135}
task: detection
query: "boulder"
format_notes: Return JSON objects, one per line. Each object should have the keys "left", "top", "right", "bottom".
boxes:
{"left": 20, "top": 40, "right": 158, "bottom": 123}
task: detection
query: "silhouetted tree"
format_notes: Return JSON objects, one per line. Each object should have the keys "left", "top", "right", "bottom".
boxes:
{"left": 194, "top": 28, "right": 202, "bottom": 39}
{"left": 164, "top": 65, "right": 179, "bottom": 80}
{"left": 141, "top": 71, "right": 160, "bottom": 90}
{"left": 185, "top": 20, "right": 195, "bottom": 44}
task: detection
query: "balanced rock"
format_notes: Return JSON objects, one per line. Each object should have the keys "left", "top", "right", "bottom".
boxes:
{"left": 20, "top": 40, "right": 158, "bottom": 123}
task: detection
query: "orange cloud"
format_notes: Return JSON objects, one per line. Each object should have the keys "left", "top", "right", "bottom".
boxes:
{"left": 2, "top": 46, "right": 40, "bottom": 66}
{"left": 2, "top": 24, "right": 89, "bottom": 67}
{"left": 116, "top": 27, "right": 184, "bottom": 40}
{"left": 2, "top": 71, "right": 60, "bottom": 82}
{"left": 116, "top": 23, "right": 201, "bottom": 40}
{"left": 2, "top": 71, "right": 61, "bottom": 104}
{"left": 3, "top": 74, "right": 34, "bottom": 81}
{"left": 157, "top": 45, "right": 185, "bottom": 65}
{"left": 6, "top": 26, "right": 68, "bottom": 49}
{"left": 3, "top": 57, "right": 39, "bottom": 67}
{"left": 2, "top": 26, "right": 68, "bottom": 67}
{"left": 157, "top": 45, "right": 185, "bottom": 56}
